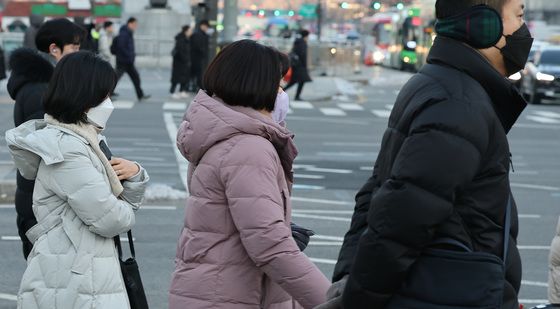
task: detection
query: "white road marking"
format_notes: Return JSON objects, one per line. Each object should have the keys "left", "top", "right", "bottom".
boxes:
{"left": 287, "top": 108, "right": 293, "bottom": 114}
{"left": 163, "top": 112, "right": 189, "bottom": 192}
{"left": 520, "top": 299, "right": 550, "bottom": 304}
{"left": 323, "top": 142, "right": 380, "bottom": 147}
{"left": 385, "top": 104, "right": 395, "bottom": 110}
{"left": 292, "top": 184, "right": 325, "bottom": 190}
{"left": 2, "top": 235, "right": 134, "bottom": 242}
{"left": 293, "top": 210, "right": 353, "bottom": 215}
{"left": 313, "top": 235, "right": 345, "bottom": 241}
{"left": 142, "top": 206, "right": 177, "bottom": 210}
{"left": 511, "top": 183, "right": 559, "bottom": 191}
{"left": 309, "top": 241, "right": 343, "bottom": 246}
{"left": 0, "top": 293, "right": 16, "bottom": 301}
{"left": 303, "top": 167, "right": 353, "bottom": 174}
{"left": 320, "top": 108, "right": 347, "bottom": 117}
{"left": 291, "top": 213, "right": 351, "bottom": 222}
{"left": 163, "top": 102, "right": 187, "bottom": 111}
{"left": 521, "top": 280, "right": 548, "bottom": 287}
{"left": 309, "top": 257, "right": 337, "bottom": 265}
{"left": 519, "top": 214, "right": 541, "bottom": 219}
{"left": 526, "top": 115, "right": 560, "bottom": 124}
{"left": 288, "top": 116, "right": 370, "bottom": 126}
{"left": 337, "top": 103, "right": 364, "bottom": 111}
{"left": 511, "top": 170, "right": 539, "bottom": 175}
{"left": 290, "top": 101, "right": 314, "bottom": 109}
{"left": 290, "top": 197, "right": 353, "bottom": 206}
{"left": 533, "top": 111, "right": 560, "bottom": 118}
{"left": 514, "top": 123, "right": 560, "bottom": 130}
{"left": 112, "top": 100, "right": 135, "bottom": 109}
{"left": 372, "top": 109, "right": 392, "bottom": 118}
{"left": 360, "top": 166, "right": 374, "bottom": 171}
{"left": 294, "top": 174, "right": 325, "bottom": 180}
{"left": 317, "top": 152, "right": 377, "bottom": 158}
{"left": 0, "top": 205, "right": 13, "bottom": 209}
{"left": 518, "top": 245, "right": 550, "bottom": 250}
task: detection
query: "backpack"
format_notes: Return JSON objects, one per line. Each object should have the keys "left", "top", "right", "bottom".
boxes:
{"left": 110, "top": 35, "right": 119, "bottom": 55}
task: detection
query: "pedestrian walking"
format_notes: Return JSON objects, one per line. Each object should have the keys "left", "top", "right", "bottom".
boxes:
{"left": 284, "top": 30, "right": 312, "bottom": 101}
{"left": 98, "top": 21, "right": 115, "bottom": 63}
{"left": 5, "top": 51, "right": 150, "bottom": 309}
{"left": 114, "top": 17, "right": 150, "bottom": 101}
{"left": 169, "top": 40, "right": 330, "bottom": 309}
{"left": 22, "top": 14, "right": 44, "bottom": 49}
{"left": 315, "top": 0, "right": 532, "bottom": 308}
{"left": 170, "top": 25, "right": 192, "bottom": 99}
{"left": 189, "top": 20, "right": 210, "bottom": 92}
{"left": 7, "top": 18, "right": 85, "bottom": 260}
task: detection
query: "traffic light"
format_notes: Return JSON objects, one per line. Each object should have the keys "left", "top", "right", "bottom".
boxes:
{"left": 396, "top": 2, "right": 404, "bottom": 10}
{"left": 340, "top": 2, "right": 349, "bottom": 9}
{"left": 371, "top": 1, "right": 381, "bottom": 10}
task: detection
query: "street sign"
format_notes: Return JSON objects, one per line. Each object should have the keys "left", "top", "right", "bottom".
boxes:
{"left": 300, "top": 4, "right": 318, "bottom": 19}
{"left": 31, "top": 4, "right": 67, "bottom": 16}
{"left": 93, "top": 4, "right": 122, "bottom": 17}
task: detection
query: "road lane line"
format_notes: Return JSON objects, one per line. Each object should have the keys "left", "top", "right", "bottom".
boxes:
{"left": 527, "top": 115, "right": 560, "bottom": 124}
{"left": 316, "top": 152, "right": 376, "bottom": 158}
{"left": 518, "top": 245, "right": 550, "bottom": 250}
{"left": 0, "top": 293, "right": 16, "bottom": 301}
{"left": 514, "top": 123, "right": 560, "bottom": 130}
{"left": 293, "top": 184, "right": 325, "bottom": 190}
{"left": 290, "top": 197, "right": 353, "bottom": 206}
{"left": 313, "top": 235, "right": 345, "bottom": 241}
{"left": 290, "top": 101, "right": 314, "bottom": 109}
{"left": 293, "top": 210, "right": 353, "bottom": 215}
{"left": 112, "top": 100, "right": 135, "bottom": 109}
{"left": 292, "top": 213, "right": 351, "bottom": 222}
{"left": 533, "top": 111, "right": 560, "bottom": 118}
{"left": 294, "top": 174, "right": 325, "bottom": 180}
{"left": 323, "top": 142, "right": 380, "bottom": 147}
{"left": 511, "top": 183, "right": 560, "bottom": 191}
{"left": 521, "top": 280, "right": 548, "bottom": 287}
{"left": 164, "top": 112, "right": 189, "bottom": 192}
{"left": 163, "top": 102, "right": 187, "bottom": 111}
{"left": 288, "top": 116, "right": 370, "bottom": 125}
{"left": 303, "top": 167, "right": 353, "bottom": 174}
{"left": 520, "top": 299, "right": 550, "bottom": 304}
{"left": 337, "top": 103, "right": 364, "bottom": 111}
{"left": 309, "top": 258, "right": 337, "bottom": 265}
{"left": 371, "top": 109, "right": 391, "bottom": 118}
{"left": 309, "top": 241, "right": 343, "bottom": 246}
{"left": 320, "top": 108, "right": 347, "bottom": 117}
{"left": 142, "top": 206, "right": 177, "bottom": 210}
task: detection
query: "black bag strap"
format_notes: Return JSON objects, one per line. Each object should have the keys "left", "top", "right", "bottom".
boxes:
{"left": 502, "top": 194, "right": 512, "bottom": 265}
{"left": 114, "top": 230, "right": 136, "bottom": 261}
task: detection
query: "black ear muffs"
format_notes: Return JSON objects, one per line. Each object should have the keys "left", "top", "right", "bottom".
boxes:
{"left": 435, "top": 5, "right": 503, "bottom": 49}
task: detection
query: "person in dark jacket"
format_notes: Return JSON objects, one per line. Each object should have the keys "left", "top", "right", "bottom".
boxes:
{"left": 284, "top": 30, "right": 312, "bottom": 101}
{"left": 315, "top": 0, "right": 531, "bottom": 308}
{"left": 22, "top": 14, "right": 44, "bottom": 49}
{"left": 189, "top": 20, "right": 210, "bottom": 92}
{"left": 114, "top": 17, "right": 150, "bottom": 101}
{"left": 170, "top": 25, "right": 192, "bottom": 99}
{"left": 7, "top": 18, "right": 84, "bottom": 259}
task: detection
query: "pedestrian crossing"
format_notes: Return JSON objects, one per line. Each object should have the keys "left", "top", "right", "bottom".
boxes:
{"left": 526, "top": 111, "right": 560, "bottom": 124}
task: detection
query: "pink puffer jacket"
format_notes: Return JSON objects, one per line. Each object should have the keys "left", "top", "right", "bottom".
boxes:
{"left": 169, "top": 91, "right": 330, "bottom": 309}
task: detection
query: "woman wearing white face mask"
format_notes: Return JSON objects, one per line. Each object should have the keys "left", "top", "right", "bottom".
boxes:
{"left": 5, "top": 51, "right": 149, "bottom": 309}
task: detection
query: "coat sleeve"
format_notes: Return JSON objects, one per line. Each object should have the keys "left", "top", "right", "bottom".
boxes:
{"left": 342, "top": 102, "right": 484, "bottom": 309}
{"left": 549, "top": 217, "right": 560, "bottom": 303}
{"left": 220, "top": 141, "right": 330, "bottom": 309}
{"left": 332, "top": 166, "right": 380, "bottom": 282}
{"left": 47, "top": 142, "right": 136, "bottom": 238}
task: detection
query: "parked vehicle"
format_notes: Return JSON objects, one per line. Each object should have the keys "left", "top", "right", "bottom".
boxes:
{"left": 520, "top": 46, "right": 560, "bottom": 104}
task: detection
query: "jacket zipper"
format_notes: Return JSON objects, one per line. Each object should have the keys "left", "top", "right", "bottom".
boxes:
{"left": 260, "top": 274, "right": 267, "bottom": 309}
{"left": 509, "top": 153, "right": 515, "bottom": 173}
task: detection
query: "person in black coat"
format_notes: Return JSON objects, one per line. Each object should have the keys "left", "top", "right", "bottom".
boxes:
{"left": 170, "top": 25, "right": 192, "bottom": 99}
{"left": 284, "top": 30, "right": 312, "bottom": 101}
{"left": 190, "top": 20, "right": 210, "bottom": 92}
{"left": 316, "top": 0, "right": 532, "bottom": 308}
{"left": 114, "top": 17, "right": 150, "bottom": 101}
{"left": 7, "top": 18, "right": 84, "bottom": 259}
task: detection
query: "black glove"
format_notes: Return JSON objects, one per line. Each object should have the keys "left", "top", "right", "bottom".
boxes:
{"left": 291, "top": 222, "right": 314, "bottom": 251}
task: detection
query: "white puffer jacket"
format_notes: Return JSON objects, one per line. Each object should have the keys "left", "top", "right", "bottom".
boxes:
{"left": 6, "top": 117, "right": 149, "bottom": 309}
{"left": 550, "top": 217, "right": 560, "bottom": 304}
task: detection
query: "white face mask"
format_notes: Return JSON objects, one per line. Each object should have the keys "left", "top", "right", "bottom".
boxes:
{"left": 87, "top": 97, "right": 114, "bottom": 129}
{"left": 272, "top": 91, "right": 290, "bottom": 123}
{"left": 206, "top": 28, "right": 215, "bottom": 36}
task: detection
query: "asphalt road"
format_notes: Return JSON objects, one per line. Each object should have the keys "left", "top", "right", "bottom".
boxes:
{"left": 0, "top": 66, "right": 559, "bottom": 308}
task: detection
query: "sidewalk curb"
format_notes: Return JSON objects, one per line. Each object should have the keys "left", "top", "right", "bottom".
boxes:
{"left": 0, "top": 180, "right": 16, "bottom": 203}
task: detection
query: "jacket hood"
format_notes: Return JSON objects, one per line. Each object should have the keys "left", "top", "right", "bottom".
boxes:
{"left": 5, "top": 119, "right": 73, "bottom": 180}
{"left": 427, "top": 37, "right": 526, "bottom": 133}
{"left": 29, "top": 14, "right": 45, "bottom": 28}
{"left": 7, "top": 48, "right": 54, "bottom": 100}
{"left": 178, "top": 90, "right": 298, "bottom": 172}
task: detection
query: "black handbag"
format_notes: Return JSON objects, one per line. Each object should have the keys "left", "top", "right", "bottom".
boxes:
{"left": 114, "top": 231, "right": 149, "bottom": 309}
{"left": 386, "top": 195, "right": 512, "bottom": 309}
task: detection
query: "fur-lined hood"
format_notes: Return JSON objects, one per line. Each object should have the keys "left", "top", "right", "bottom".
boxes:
{"left": 7, "top": 48, "right": 54, "bottom": 100}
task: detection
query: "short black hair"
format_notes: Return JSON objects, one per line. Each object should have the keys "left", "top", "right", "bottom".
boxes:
{"left": 203, "top": 40, "right": 282, "bottom": 112}
{"left": 127, "top": 17, "right": 137, "bottom": 24}
{"left": 44, "top": 51, "right": 117, "bottom": 124}
{"left": 436, "top": 0, "right": 509, "bottom": 18}
{"left": 278, "top": 52, "right": 290, "bottom": 77}
{"left": 300, "top": 30, "right": 310, "bottom": 38}
{"left": 35, "top": 18, "right": 85, "bottom": 53}
{"left": 103, "top": 21, "right": 113, "bottom": 29}
{"left": 199, "top": 19, "right": 210, "bottom": 27}
{"left": 182, "top": 25, "right": 190, "bottom": 33}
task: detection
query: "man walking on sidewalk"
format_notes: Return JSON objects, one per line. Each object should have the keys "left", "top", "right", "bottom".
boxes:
{"left": 114, "top": 17, "right": 150, "bottom": 101}
{"left": 316, "top": 0, "right": 532, "bottom": 308}
{"left": 189, "top": 20, "right": 210, "bottom": 92}
{"left": 8, "top": 18, "right": 85, "bottom": 259}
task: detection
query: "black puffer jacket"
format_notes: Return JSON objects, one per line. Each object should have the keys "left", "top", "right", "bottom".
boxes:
{"left": 335, "top": 37, "right": 526, "bottom": 309}
{"left": 171, "top": 33, "right": 191, "bottom": 84}
{"left": 7, "top": 48, "right": 54, "bottom": 259}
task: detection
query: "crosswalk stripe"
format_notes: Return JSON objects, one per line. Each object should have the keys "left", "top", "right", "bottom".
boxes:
{"left": 337, "top": 103, "right": 364, "bottom": 111}
{"left": 385, "top": 104, "right": 394, "bottom": 110}
{"left": 526, "top": 115, "right": 560, "bottom": 124}
{"left": 533, "top": 111, "right": 560, "bottom": 118}
{"left": 320, "top": 108, "right": 347, "bottom": 116}
{"left": 372, "top": 109, "right": 391, "bottom": 118}
{"left": 113, "top": 100, "right": 135, "bottom": 109}
{"left": 290, "top": 101, "right": 314, "bottom": 109}
{"left": 163, "top": 102, "right": 187, "bottom": 111}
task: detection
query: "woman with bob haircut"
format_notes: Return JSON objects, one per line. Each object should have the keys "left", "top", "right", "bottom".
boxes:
{"left": 170, "top": 39, "right": 330, "bottom": 309}
{"left": 5, "top": 51, "right": 149, "bottom": 309}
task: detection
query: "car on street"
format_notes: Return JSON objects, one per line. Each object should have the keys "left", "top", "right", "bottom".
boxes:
{"left": 520, "top": 46, "right": 560, "bottom": 104}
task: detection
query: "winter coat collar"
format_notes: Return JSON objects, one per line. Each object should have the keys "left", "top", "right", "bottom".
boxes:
{"left": 7, "top": 48, "right": 54, "bottom": 100}
{"left": 427, "top": 37, "right": 527, "bottom": 133}
{"left": 179, "top": 90, "right": 298, "bottom": 175}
